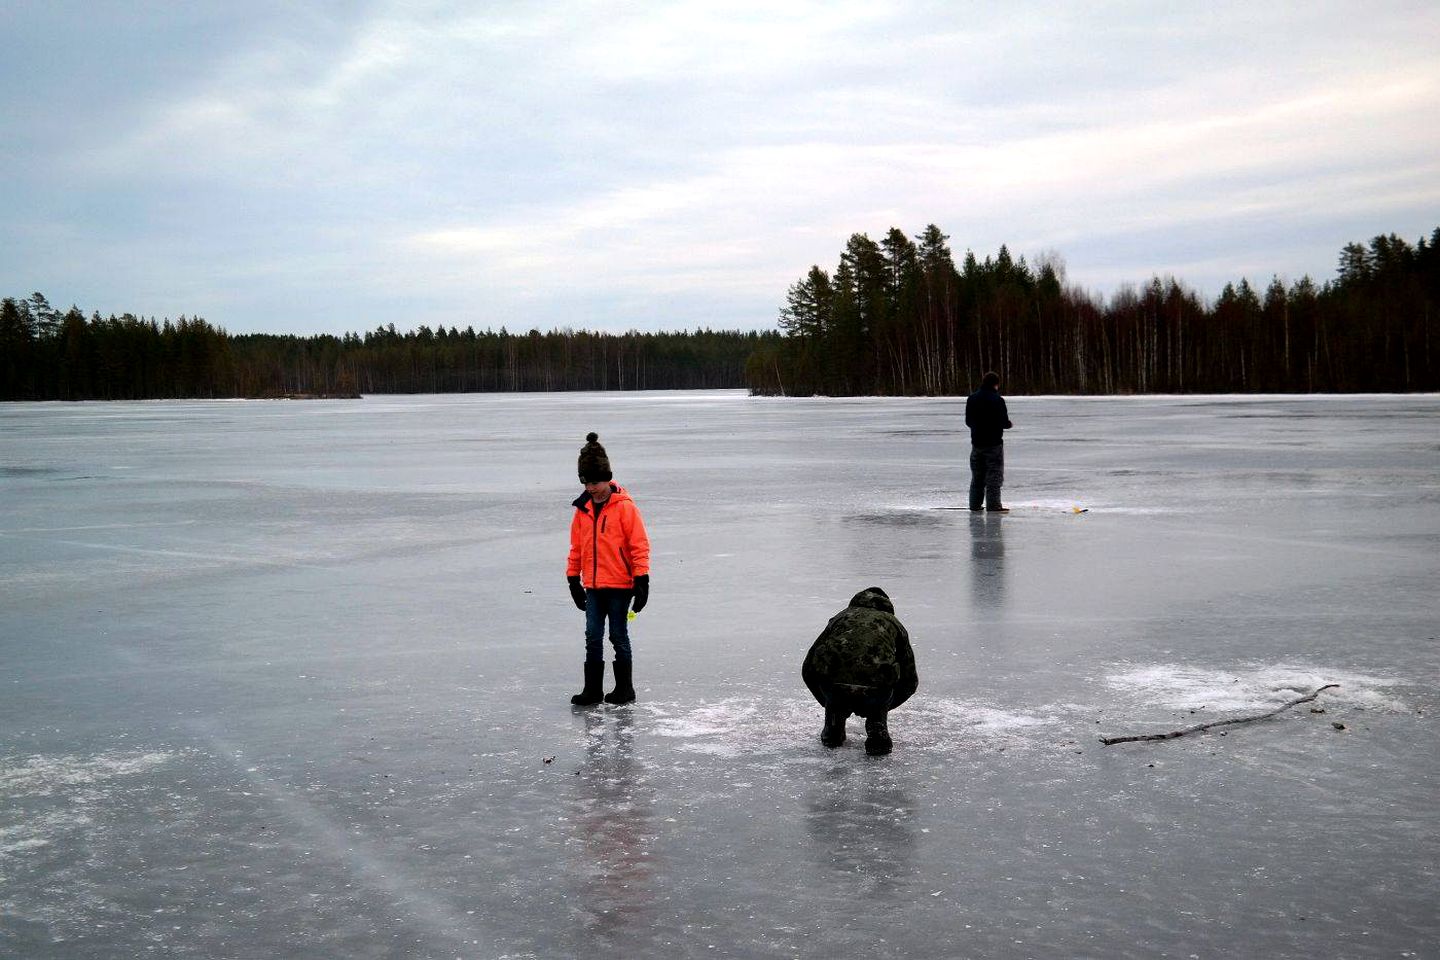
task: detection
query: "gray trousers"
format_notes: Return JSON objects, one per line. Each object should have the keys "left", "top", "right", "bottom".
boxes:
{"left": 969, "top": 444, "right": 1005, "bottom": 510}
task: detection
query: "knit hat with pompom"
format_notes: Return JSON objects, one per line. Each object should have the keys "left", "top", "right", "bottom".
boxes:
{"left": 577, "top": 432, "right": 612, "bottom": 482}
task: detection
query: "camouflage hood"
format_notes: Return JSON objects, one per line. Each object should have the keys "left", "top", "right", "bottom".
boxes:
{"left": 847, "top": 586, "right": 894, "bottom": 615}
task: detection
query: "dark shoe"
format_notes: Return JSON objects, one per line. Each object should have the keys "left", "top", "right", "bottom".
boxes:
{"left": 820, "top": 705, "right": 848, "bottom": 748}
{"left": 604, "top": 659, "right": 636, "bottom": 704}
{"left": 864, "top": 714, "right": 892, "bottom": 755}
{"left": 571, "top": 661, "right": 605, "bottom": 706}
{"left": 986, "top": 506, "right": 1009, "bottom": 513}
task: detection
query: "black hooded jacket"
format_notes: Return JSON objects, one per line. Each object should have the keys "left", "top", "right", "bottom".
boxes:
{"left": 965, "top": 385, "right": 1011, "bottom": 447}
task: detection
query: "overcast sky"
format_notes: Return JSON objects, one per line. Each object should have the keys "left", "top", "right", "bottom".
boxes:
{"left": 4, "top": 1, "right": 1438, "bottom": 335}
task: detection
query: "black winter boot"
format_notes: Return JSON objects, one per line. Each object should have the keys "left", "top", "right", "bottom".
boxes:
{"left": 820, "top": 705, "right": 848, "bottom": 747}
{"left": 864, "top": 713, "right": 892, "bottom": 755}
{"left": 604, "top": 659, "right": 636, "bottom": 704}
{"left": 571, "top": 661, "right": 605, "bottom": 706}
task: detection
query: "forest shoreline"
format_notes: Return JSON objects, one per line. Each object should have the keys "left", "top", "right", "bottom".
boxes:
{"left": 4, "top": 225, "right": 1435, "bottom": 401}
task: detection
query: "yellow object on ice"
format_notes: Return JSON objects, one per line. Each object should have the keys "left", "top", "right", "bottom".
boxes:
{"left": 628, "top": 610, "right": 637, "bottom": 621}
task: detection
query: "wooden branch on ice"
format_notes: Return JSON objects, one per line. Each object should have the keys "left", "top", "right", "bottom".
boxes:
{"left": 1099, "top": 684, "right": 1340, "bottom": 746}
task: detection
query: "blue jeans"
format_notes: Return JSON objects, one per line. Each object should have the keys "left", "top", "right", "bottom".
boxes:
{"left": 584, "top": 588, "right": 632, "bottom": 664}
{"left": 969, "top": 443, "right": 1005, "bottom": 510}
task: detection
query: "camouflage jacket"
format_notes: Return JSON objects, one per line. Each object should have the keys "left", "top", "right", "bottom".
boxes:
{"left": 802, "top": 587, "right": 918, "bottom": 708}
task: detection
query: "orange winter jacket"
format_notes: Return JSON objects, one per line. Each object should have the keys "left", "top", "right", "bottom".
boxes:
{"left": 567, "top": 484, "right": 651, "bottom": 589}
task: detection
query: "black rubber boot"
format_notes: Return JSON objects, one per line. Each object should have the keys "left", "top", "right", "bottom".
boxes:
{"left": 604, "top": 659, "right": 636, "bottom": 704}
{"left": 821, "top": 705, "right": 848, "bottom": 747}
{"left": 571, "top": 661, "right": 605, "bottom": 706}
{"left": 864, "top": 713, "right": 892, "bottom": 755}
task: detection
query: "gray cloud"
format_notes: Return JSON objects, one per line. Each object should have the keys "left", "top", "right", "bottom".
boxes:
{"left": 4, "top": 0, "right": 1438, "bottom": 334}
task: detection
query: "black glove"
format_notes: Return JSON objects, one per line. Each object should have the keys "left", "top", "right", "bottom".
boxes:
{"left": 567, "top": 575, "right": 586, "bottom": 611}
{"left": 631, "top": 574, "right": 649, "bottom": 613}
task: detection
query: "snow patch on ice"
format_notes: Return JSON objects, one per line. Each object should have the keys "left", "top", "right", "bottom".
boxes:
{"left": 0, "top": 750, "right": 177, "bottom": 866}
{"left": 645, "top": 699, "right": 797, "bottom": 758}
{"left": 1084, "top": 505, "right": 1173, "bottom": 515}
{"left": 643, "top": 696, "right": 1063, "bottom": 758}
{"left": 920, "top": 699, "right": 1055, "bottom": 730}
{"left": 905, "top": 699, "right": 1063, "bottom": 752}
{"left": 1104, "top": 663, "right": 1409, "bottom": 712}
{"left": 0, "top": 750, "right": 175, "bottom": 796}
{"left": 900, "top": 496, "right": 1175, "bottom": 516}
{"left": 1008, "top": 498, "right": 1102, "bottom": 513}
{"left": 895, "top": 497, "right": 1136, "bottom": 515}
{"left": 650, "top": 700, "right": 760, "bottom": 740}
{"left": 0, "top": 810, "right": 95, "bottom": 857}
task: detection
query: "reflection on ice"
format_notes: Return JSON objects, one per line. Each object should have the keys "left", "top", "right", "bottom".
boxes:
{"left": 804, "top": 766, "right": 918, "bottom": 896}
{"left": 968, "top": 512, "right": 1006, "bottom": 607}
{"left": 566, "top": 710, "right": 657, "bottom": 950}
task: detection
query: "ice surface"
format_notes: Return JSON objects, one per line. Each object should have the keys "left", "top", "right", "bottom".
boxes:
{"left": 2, "top": 392, "right": 1438, "bottom": 959}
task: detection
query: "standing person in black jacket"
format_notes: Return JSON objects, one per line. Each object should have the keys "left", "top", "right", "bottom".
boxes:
{"left": 965, "top": 371, "right": 1013, "bottom": 512}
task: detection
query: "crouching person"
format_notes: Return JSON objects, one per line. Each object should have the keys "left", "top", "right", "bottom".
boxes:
{"left": 801, "top": 587, "right": 918, "bottom": 755}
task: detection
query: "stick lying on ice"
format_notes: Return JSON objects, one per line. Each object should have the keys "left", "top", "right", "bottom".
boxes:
{"left": 1099, "top": 684, "right": 1340, "bottom": 746}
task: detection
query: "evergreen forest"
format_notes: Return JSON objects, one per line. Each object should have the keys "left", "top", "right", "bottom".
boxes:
{"left": 0, "top": 299, "right": 757, "bottom": 400}
{"left": 2, "top": 226, "right": 1436, "bottom": 401}
{"left": 747, "top": 225, "right": 1440, "bottom": 395}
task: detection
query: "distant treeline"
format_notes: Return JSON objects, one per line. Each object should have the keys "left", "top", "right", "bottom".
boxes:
{"left": 746, "top": 225, "right": 1440, "bottom": 395}
{"left": 3, "top": 226, "right": 1436, "bottom": 400}
{"left": 0, "top": 296, "right": 758, "bottom": 400}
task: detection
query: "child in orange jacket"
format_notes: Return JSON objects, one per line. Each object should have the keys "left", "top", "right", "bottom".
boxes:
{"left": 567, "top": 433, "right": 650, "bottom": 705}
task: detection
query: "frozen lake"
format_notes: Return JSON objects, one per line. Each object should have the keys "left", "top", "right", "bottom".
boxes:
{"left": 2, "top": 391, "right": 1438, "bottom": 959}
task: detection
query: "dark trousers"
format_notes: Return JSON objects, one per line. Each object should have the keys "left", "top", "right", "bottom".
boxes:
{"left": 823, "top": 683, "right": 894, "bottom": 720}
{"left": 584, "top": 588, "right": 632, "bottom": 663}
{"left": 969, "top": 443, "right": 1005, "bottom": 510}
{"left": 802, "top": 664, "right": 896, "bottom": 719}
